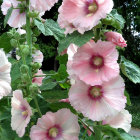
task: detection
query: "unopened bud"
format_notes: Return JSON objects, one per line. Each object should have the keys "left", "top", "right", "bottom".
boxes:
{"left": 20, "top": 65, "right": 29, "bottom": 74}
{"left": 10, "top": 39, "right": 17, "bottom": 47}
{"left": 29, "top": 83, "right": 39, "bottom": 93}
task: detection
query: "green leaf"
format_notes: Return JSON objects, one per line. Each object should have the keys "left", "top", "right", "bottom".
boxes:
{"left": 97, "top": 125, "right": 124, "bottom": 140}
{"left": 102, "top": 9, "right": 125, "bottom": 29}
{"left": 4, "top": 7, "right": 13, "bottom": 28}
{"left": 121, "top": 133, "right": 140, "bottom": 140}
{"left": 58, "top": 30, "right": 94, "bottom": 54}
{"left": 52, "top": 64, "right": 68, "bottom": 81}
{"left": 0, "top": 33, "right": 13, "bottom": 53}
{"left": 120, "top": 56, "right": 140, "bottom": 84}
{"left": 40, "top": 82, "right": 57, "bottom": 91}
{"left": 124, "top": 90, "right": 131, "bottom": 106}
{"left": 34, "top": 19, "right": 65, "bottom": 41}
{"left": 94, "top": 126, "right": 102, "bottom": 140}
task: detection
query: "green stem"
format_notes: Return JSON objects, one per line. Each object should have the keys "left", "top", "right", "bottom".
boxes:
{"left": 33, "top": 94, "right": 42, "bottom": 117}
{"left": 26, "top": 0, "right": 32, "bottom": 54}
{"left": 78, "top": 117, "right": 95, "bottom": 135}
{"left": 26, "top": 0, "right": 42, "bottom": 117}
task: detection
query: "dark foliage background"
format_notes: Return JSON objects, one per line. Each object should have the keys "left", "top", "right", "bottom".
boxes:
{"left": 0, "top": 0, "right": 139, "bottom": 96}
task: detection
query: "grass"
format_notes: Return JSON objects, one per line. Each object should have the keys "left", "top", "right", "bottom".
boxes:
{"left": 126, "top": 96, "right": 140, "bottom": 129}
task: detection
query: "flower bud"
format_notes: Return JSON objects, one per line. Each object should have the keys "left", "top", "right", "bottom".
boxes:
{"left": 32, "top": 62, "right": 41, "bottom": 70}
{"left": 10, "top": 39, "right": 17, "bottom": 47}
{"left": 7, "top": 32, "right": 13, "bottom": 38}
{"left": 14, "top": 32, "right": 20, "bottom": 40}
{"left": 29, "top": 83, "right": 39, "bottom": 93}
{"left": 20, "top": 65, "right": 29, "bottom": 74}
{"left": 21, "top": 73, "right": 30, "bottom": 82}
{"left": 33, "top": 37, "right": 37, "bottom": 43}
{"left": 28, "top": 11, "right": 39, "bottom": 18}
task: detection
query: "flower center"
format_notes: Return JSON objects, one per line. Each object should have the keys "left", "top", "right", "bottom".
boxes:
{"left": 88, "top": 86, "right": 103, "bottom": 100}
{"left": 93, "top": 56, "right": 103, "bottom": 66}
{"left": 49, "top": 127, "right": 58, "bottom": 138}
{"left": 22, "top": 110, "right": 28, "bottom": 117}
{"left": 87, "top": 0, "right": 98, "bottom": 16}
{"left": 90, "top": 55, "right": 104, "bottom": 69}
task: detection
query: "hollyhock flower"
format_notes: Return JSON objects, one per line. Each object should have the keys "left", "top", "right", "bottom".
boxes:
{"left": 0, "top": 80, "right": 11, "bottom": 99}
{"left": 58, "top": 0, "right": 114, "bottom": 33}
{"left": 68, "top": 40, "right": 119, "bottom": 86}
{"left": 30, "top": 108, "right": 80, "bottom": 140}
{"left": 32, "top": 69, "right": 44, "bottom": 86}
{"left": 32, "top": 50, "right": 44, "bottom": 65}
{"left": 0, "top": 50, "right": 11, "bottom": 99}
{"left": 103, "top": 110, "right": 132, "bottom": 132}
{"left": 69, "top": 76, "right": 126, "bottom": 121}
{"left": 30, "top": 0, "right": 58, "bottom": 12}
{"left": 11, "top": 90, "right": 32, "bottom": 137}
{"left": 0, "top": 49, "right": 11, "bottom": 82}
{"left": 1, "top": 0, "right": 26, "bottom": 28}
{"left": 105, "top": 31, "right": 127, "bottom": 48}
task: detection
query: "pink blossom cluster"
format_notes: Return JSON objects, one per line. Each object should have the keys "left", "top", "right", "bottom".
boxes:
{"left": 66, "top": 39, "right": 131, "bottom": 132}
{"left": 1, "top": 0, "right": 59, "bottom": 28}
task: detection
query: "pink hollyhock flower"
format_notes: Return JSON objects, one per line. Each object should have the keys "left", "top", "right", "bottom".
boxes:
{"left": 58, "top": 0, "right": 114, "bottom": 33}
{"left": 69, "top": 76, "right": 126, "bottom": 121}
{"left": 0, "top": 80, "right": 11, "bottom": 99}
{"left": 11, "top": 90, "right": 32, "bottom": 137}
{"left": 30, "top": 0, "right": 58, "bottom": 12}
{"left": 32, "top": 69, "right": 44, "bottom": 86}
{"left": 30, "top": 108, "right": 80, "bottom": 140}
{"left": 103, "top": 110, "right": 132, "bottom": 132}
{"left": 0, "top": 49, "right": 11, "bottom": 82}
{"left": 68, "top": 40, "right": 119, "bottom": 86}
{"left": 0, "top": 50, "right": 11, "bottom": 99}
{"left": 32, "top": 50, "right": 44, "bottom": 65}
{"left": 1, "top": 0, "right": 26, "bottom": 28}
{"left": 105, "top": 31, "right": 127, "bottom": 48}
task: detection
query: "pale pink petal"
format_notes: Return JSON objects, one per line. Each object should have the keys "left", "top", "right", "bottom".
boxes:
{"left": 30, "top": 0, "right": 58, "bottom": 12}
{"left": 103, "top": 110, "right": 132, "bottom": 132}
{"left": 32, "top": 50, "right": 44, "bottom": 65}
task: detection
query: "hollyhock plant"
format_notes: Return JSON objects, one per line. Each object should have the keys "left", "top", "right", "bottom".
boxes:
{"left": 11, "top": 90, "right": 32, "bottom": 137}
{"left": 1, "top": 0, "right": 26, "bottom": 28}
{"left": 68, "top": 40, "right": 119, "bottom": 86}
{"left": 105, "top": 31, "right": 127, "bottom": 48}
{"left": 30, "top": 0, "right": 58, "bottom": 12}
{"left": 30, "top": 108, "right": 80, "bottom": 140}
{"left": 32, "top": 69, "right": 44, "bottom": 86}
{"left": 32, "top": 50, "right": 44, "bottom": 65}
{"left": 69, "top": 76, "right": 126, "bottom": 121}
{"left": 58, "top": 0, "right": 114, "bottom": 33}
{"left": 103, "top": 110, "right": 132, "bottom": 132}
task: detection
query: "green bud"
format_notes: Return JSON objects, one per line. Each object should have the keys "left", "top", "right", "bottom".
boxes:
{"left": 28, "top": 11, "right": 39, "bottom": 18}
{"left": 21, "top": 73, "right": 30, "bottom": 83}
{"left": 22, "top": 47, "right": 30, "bottom": 55}
{"left": 7, "top": 32, "right": 13, "bottom": 38}
{"left": 14, "top": 32, "right": 20, "bottom": 40}
{"left": 20, "top": 65, "right": 29, "bottom": 74}
{"left": 32, "top": 62, "right": 41, "bottom": 70}
{"left": 29, "top": 83, "right": 39, "bottom": 93}
{"left": 33, "top": 37, "right": 37, "bottom": 43}
{"left": 33, "top": 28, "right": 41, "bottom": 37}
{"left": 10, "top": 39, "right": 17, "bottom": 47}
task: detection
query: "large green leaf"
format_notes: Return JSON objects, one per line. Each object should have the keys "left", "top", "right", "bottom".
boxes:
{"left": 4, "top": 7, "right": 13, "bottom": 28}
{"left": 102, "top": 9, "right": 125, "bottom": 30}
{"left": 34, "top": 19, "right": 65, "bottom": 41}
{"left": 58, "top": 30, "right": 94, "bottom": 54}
{"left": 0, "top": 33, "right": 13, "bottom": 53}
{"left": 121, "top": 133, "right": 140, "bottom": 140}
{"left": 120, "top": 56, "right": 140, "bottom": 84}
